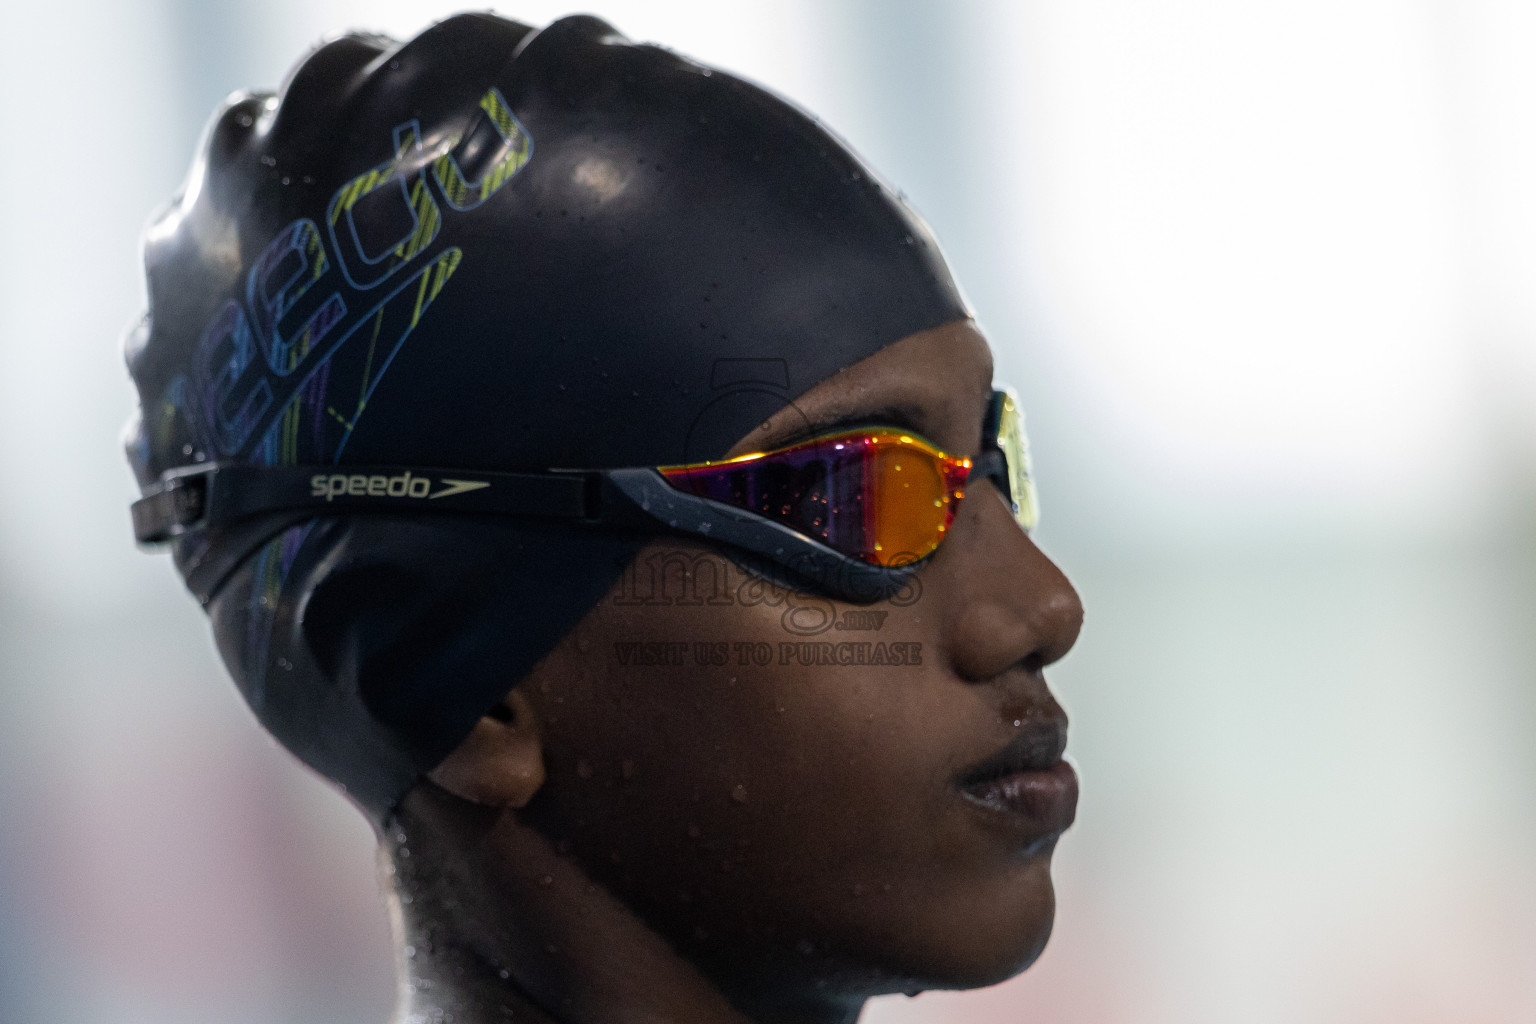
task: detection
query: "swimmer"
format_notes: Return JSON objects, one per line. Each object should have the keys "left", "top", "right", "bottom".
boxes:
{"left": 125, "top": 14, "right": 1083, "bottom": 1022}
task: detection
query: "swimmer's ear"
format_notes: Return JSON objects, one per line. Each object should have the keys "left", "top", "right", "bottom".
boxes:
{"left": 428, "top": 688, "right": 545, "bottom": 809}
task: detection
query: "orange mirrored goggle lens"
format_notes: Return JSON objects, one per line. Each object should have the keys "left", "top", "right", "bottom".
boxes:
{"left": 659, "top": 429, "right": 972, "bottom": 566}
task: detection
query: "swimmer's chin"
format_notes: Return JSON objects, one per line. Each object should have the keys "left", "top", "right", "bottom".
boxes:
{"left": 861, "top": 867, "right": 1061, "bottom": 999}
{"left": 936, "top": 913, "right": 1057, "bottom": 994}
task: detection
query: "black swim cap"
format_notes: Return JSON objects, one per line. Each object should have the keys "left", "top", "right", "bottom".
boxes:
{"left": 124, "top": 13, "right": 969, "bottom": 819}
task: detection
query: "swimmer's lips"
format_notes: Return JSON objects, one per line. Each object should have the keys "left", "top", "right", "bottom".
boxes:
{"left": 956, "top": 721, "right": 1078, "bottom": 848}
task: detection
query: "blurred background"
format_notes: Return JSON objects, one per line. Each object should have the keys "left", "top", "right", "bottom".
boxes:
{"left": 1, "top": 0, "right": 1532, "bottom": 1021}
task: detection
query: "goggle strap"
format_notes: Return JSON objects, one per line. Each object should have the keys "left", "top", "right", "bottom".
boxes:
{"left": 131, "top": 463, "right": 601, "bottom": 544}
{"left": 971, "top": 447, "right": 1012, "bottom": 509}
{"left": 981, "top": 390, "right": 1006, "bottom": 450}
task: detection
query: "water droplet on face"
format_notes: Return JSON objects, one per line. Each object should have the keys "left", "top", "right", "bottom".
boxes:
{"left": 498, "top": 968, "right": 511, "bottom": 980}
{"left": 1013, "top": 719, "right": 1022, "bottom": 728}
{"left": 576, "top": 759, "right": 594, "bottom": 779}
{"left": 405, "top": 945, "right": 416, "bottom": 958}
{"left": 539, "top": 875, "right": 553, "bottom": 887}
{"left": 731, "top": 784, "right": 748, "bottom": 804}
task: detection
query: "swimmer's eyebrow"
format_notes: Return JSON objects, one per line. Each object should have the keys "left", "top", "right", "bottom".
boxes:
{"left": 773, "top": 405, "right": 931, "bottom": 448}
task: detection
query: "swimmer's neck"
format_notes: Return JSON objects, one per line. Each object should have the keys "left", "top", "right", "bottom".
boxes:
{"left": 385, "top": 783, "right": 863, "bottom": 1024}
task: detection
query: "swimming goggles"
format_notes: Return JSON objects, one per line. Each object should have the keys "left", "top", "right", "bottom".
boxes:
{"left": 133, "top": 387, "right": 1037, "bottom": 603}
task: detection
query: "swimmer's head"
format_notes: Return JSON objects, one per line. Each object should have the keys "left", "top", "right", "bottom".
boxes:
{"left": 123, "top": 13, "right": 969, "bottom": 816}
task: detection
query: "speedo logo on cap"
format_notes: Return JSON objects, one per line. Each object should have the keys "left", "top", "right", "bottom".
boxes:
{"left": 309, "top": 472, "right": 490, "bottom": 502}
